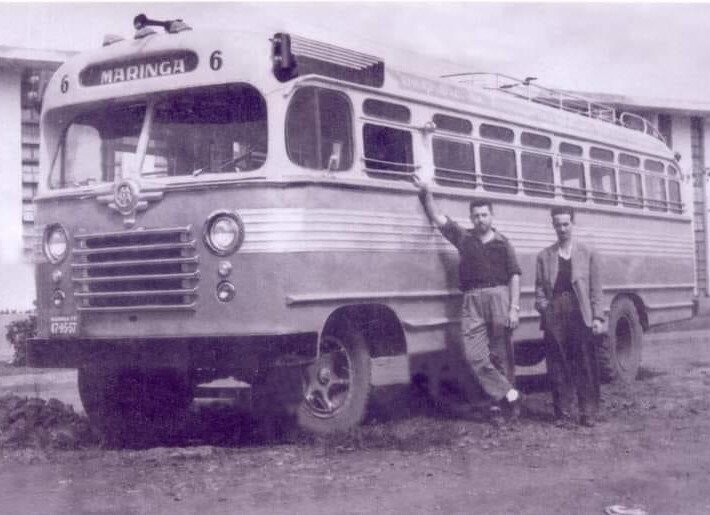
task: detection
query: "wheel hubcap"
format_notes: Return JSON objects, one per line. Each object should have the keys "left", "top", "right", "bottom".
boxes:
{"left": 303, "top": 335, "right": 353, "bottom": 418}
{"left": 317, "top": 367, "right": 332, "bottom": 385}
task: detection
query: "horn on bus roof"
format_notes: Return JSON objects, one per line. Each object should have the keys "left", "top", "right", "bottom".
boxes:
{"left": 132, "top": 13, "right": 192, "bottom": 38}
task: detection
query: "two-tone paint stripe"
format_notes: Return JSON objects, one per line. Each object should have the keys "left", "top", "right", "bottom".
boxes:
{"left": 235, "top": 208, "right": 694, "bottom": 258}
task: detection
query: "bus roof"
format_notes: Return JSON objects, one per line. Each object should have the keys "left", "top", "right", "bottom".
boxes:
{"left": 42, "top": 24, "right": 673, "bottom": 160}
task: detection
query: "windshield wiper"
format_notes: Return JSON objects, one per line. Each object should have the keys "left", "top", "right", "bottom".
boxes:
{"left": 191, "top": 147, "right": 253, "bottom": 177}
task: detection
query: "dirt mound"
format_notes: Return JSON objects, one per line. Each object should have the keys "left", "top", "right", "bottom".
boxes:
{"left": 0, "top": 395, "right": 98, "bottom": 450}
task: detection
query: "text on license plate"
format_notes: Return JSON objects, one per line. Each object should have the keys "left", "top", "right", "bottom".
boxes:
{"left": 50, "top": 315, "right": 78, "bottom": 335}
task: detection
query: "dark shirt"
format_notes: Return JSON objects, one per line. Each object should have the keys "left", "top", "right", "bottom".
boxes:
{"left": 441, "top": 217, "right": 522, "bottom": 291}
{"left": 553, "top": 255, "right": 574, "bottom": 294}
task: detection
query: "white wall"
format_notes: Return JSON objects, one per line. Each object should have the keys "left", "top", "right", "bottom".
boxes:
{"left": 0, "top": 68, "right": 22, "bottom": 264}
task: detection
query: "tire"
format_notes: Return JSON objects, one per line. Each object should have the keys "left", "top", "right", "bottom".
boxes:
{"left": 296, "top": 331, "right": 371, "bottom": 434}
{"left": 598, "top": 297, "right": 643, "bottom": 383}
{"left": 78, "top": 367, "right": 193, "bottom": 447}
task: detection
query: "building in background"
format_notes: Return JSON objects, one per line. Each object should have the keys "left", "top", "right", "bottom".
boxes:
{"left": 0, "top": 46, "right": 74, "bottom": 264}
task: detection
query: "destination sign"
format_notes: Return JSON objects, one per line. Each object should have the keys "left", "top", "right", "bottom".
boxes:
{"left": 79, "top": 51, "right": 199, "bottom": 87}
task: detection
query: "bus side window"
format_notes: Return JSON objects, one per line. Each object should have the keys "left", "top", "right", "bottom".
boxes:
{"left": 668, "top": 164, "right": 682, "bottom": 213}
{"left": 645, "top": 175, "right": 667, "bottom": 211}
{"left": 362, "top": 123, "right": 415, "bottom": 180}
{"left": 559, "top": 142, "right": 585, "bottom": 201}
{"left": 590, "top": 164, "right": 618, "bottom": 205}
{"left": 644, "top": 159, "right": 667, "bottom": 211}
{"left": 521, "top": 151, "right": 554, "bottom": 197}
{"left": 480, "top": 145, "right": 517, "bottom": 193}
{"left": 432, "top": 137, "right": 475, "bottom": 189}
{"left": 560, "top": 160, "right": 586, "bottom": 201}
{"left": 286, "top": 86, "right": 353, "bottom": 171}
{"left": 619, "top": 170, "right": 643, "bottom": 208}
{"left": 668, "top": 180, "right": 682, "bottom": 213}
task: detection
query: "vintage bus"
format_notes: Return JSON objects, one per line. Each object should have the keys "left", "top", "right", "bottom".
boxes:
{"left": 28, "top": 15, "right": 694, "bottom": 443}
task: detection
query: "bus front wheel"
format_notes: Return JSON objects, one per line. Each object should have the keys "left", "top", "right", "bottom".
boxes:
{"left": 598, "top": 298, "right": 643, "bottom": 383}
{"left": 78, "top": 367, "right": 193, "bottom": 447}
{"left": 297, "top": 332, "right": 371, "bottom": 434}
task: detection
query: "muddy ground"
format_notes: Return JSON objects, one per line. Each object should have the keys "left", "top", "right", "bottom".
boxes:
{"left": 1, "top": 336, "right": 710, "bottom": 515}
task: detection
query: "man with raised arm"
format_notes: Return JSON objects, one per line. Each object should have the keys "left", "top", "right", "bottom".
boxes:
{"left": 535, "top": 206, "right": 604, "bottom": 427}
{"left": 416, "top": 180, "right": 523, "bottom": 420}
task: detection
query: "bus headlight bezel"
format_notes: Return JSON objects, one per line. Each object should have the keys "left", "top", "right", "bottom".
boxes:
{"left": 43, "top": 224, "right": 69, "bottom": 264}
{"left": 203, "top": 211, "right": 245, "bottom": 256}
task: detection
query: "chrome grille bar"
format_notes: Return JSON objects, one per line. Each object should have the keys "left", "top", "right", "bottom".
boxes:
{"left": 72, "top": 225, "right": 199, "bottom": 312}
{"left": 73, "top": 241, "right": 196, "bottom": 255}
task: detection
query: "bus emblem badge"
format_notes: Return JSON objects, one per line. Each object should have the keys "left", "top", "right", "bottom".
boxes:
{"left": 114, "top": 180, "right": 139, "bottom": 216}
{"left": 97, "top": 179, "right": 164, "bottom": 227}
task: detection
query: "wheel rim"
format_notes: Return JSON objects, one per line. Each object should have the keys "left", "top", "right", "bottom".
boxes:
{"left": 615, "top": 316, "right": 633, "bottom": 371}
{"left": 302, "top": 335, "right": 353, "bottom": 418}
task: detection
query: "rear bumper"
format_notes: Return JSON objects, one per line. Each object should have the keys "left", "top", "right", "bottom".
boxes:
{"left": 27, "top": 332, "right": 318, "bottom": 371}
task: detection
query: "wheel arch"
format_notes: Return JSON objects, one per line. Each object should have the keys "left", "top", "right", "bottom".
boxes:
{"left": 610, "top": 292, "right": 649, "bottom": 331}
{"left": 320, "top": 303, "right": 407, "bottom": 358}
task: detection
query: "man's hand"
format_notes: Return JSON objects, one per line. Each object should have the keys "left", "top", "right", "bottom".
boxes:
{"left": 592, "top": 318, "right": 604, "bottom": 336}
{"left": 412, "top": 174, "right": 428, "bottom": 195}
{"left": 507, "top": 308, "right": 520, "bottom": 330}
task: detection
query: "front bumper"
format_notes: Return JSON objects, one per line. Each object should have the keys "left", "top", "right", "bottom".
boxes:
{"left": 27, "top": 332, "right": 318, "bottom": 371}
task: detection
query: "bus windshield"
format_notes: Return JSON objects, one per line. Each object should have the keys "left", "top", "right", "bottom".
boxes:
{"left": 49, "top": 84, "right": 267, "bottom": 189}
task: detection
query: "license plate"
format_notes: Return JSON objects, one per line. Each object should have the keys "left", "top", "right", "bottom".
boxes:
{"left": 50, "top": 315, "right": 79, "bottom": 336}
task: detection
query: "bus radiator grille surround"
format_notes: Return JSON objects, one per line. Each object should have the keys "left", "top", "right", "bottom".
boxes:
{"left": 71, "top": 226, "right": 198, "bottom": 312}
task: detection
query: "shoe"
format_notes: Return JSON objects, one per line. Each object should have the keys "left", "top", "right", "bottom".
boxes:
{"left": 489, "top": 405, "right": 505, "bottom": 428}
{"left": 506, "top": 393, "right": 523, "bottom": 421}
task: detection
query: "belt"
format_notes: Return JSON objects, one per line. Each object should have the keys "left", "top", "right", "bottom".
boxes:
{"left": 466, "top": 282, "right": 506, "bottom": 291}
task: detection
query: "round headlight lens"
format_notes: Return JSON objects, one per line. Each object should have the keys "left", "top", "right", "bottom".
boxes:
{"left": 44, "top": 225, "right": 69, "bottom": 263}
{"left": 205, "top": 213, "right": 244, "bottom": 255}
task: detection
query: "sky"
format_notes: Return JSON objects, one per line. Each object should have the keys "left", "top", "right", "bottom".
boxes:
{"left": 2, "top": 1, "right": 710, "bottom": 308}
{"left": 1, "top": 2, "right": 710, "bottom": 100}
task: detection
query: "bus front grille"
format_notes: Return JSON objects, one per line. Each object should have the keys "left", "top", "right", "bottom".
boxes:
{"left": 71, "top": 226, "right": 199, "bottom": 312}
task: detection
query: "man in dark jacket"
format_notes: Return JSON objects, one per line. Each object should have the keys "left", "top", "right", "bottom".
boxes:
{"left": 535, "top": 206, "right": 604, "bottom": 427}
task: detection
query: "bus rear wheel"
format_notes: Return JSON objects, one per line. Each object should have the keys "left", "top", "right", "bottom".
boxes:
{"left": 78, "top": 367, "right": 193, "bottom": 447}
{"left": 598, "top": 297, "right": 643, "bottom": 383}
{"left": 297, "top": 332, "right": 371, "bottom": 434}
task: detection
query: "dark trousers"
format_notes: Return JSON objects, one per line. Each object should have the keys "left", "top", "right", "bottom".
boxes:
{"left": 544, "top": 292, "right": 600, "bottom": 418}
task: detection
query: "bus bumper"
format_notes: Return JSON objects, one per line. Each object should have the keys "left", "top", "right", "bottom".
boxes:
{"left": 26, "top": 332, "right": 318, "bottom": 371}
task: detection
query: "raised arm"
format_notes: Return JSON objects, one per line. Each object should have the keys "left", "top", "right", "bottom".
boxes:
{"left": 415, "top": 178, "right": 447, "bottom": 229}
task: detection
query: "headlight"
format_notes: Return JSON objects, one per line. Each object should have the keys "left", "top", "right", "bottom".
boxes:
{"left": 204, "top": 212, "right": 244, "bottom": 256}
{"left": 44, "top": 225, "right": 69, "bottom": 263}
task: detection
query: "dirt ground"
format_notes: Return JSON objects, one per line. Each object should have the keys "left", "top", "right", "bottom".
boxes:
{"left": 1, "top": 335, "right": 710, "bottom": 515}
